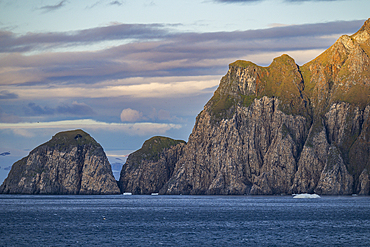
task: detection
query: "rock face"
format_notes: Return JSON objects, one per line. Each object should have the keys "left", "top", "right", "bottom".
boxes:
{"left": 164, "top": 96, "right": 308, "bottom": 195}
{"left": 118, "top": 136, "right": 185, "bottom": 194}
{"left": 119, "top": 19, "right": 370, "bottom": 195}
{"left": 358, "top": 169, "right": 370, "bottom": 195}
{"left": 314, "top": 145, "right": 354, "bottom": 195}
{"left": 0, "top": 129, "right": 120, "bottom": 194}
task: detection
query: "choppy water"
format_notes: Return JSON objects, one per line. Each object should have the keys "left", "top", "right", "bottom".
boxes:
{"left": 1, "top": 195, "right": 369, "bottom": 246}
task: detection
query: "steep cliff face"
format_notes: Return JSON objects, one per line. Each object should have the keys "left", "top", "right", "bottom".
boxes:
{"left": 161, "top": 19, "right": 370, "bottom": 195}
{"left": 0, "top": 129, "right": 120, "bottom": 195}
{"left": 118, "top": 136, "right": 185, "bottom": 194}
{"left": 116, "top": 19, "right": 370, "bottom": 196}
{"left": 163, "top": 95, "right": 311, "bottom": 195}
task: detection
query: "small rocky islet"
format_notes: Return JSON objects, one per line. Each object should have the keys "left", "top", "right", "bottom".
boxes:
{"left": 0, "top": 129, "right": 120, "bottom": 194}
{"left": 1, "top": 19, "right": 370, "bottom": 195}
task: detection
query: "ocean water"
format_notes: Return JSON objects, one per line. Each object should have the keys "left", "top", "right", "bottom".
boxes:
{"left": 1, "top": 195, "right": 370, "bottom": 246}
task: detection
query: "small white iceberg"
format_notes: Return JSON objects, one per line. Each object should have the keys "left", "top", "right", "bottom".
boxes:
{"left": 293, "top": 193, "right": 320, "bottom": 199}
{"left": 123, "top": 192, "right": 132, "bottom": 196}
{"left": 151, "top": 193, "right": 159, "bottom": 196}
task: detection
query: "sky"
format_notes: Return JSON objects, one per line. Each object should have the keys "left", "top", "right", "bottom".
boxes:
{"left": 0, "top": 0, "right": 369, "bottom": 183}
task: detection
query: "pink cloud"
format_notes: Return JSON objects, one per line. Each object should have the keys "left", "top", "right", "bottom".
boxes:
{"left": 120, "top": 108, "right": 143, "bottom": 122}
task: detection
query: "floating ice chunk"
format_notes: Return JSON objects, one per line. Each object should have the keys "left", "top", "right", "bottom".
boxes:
{"left": 293, "top": 193, "right": 320, "bottom": 199}
{"left": 123, "top": 192, "right": 132, "bottom": 195}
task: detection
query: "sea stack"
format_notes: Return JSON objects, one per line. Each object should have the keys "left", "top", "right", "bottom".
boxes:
{"left": 118, "top": 136, "right": 185, "bottom": 195}
{"left": 0, "top": 129, "right": 120, "bottom": 194}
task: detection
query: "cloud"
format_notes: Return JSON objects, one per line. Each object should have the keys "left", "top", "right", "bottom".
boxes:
{"left": 11, "top": 128, "right": 35, "bottom": 137}
{"left": 105, "top": 151, "right": 131, "bottom": 159}
{"left": 25, "top": 102, "right": 55, "bottom": 115}
{"left": 40, "top": 0, "right": 67, "bottom": 12}
{"left": 109, "top": 1, "right": 123, "bottom": 6}
{"left": 120, "top": 108, "right": 143, "bottom": 122}
{"left": 85, "top": 1, "right": 103, "bottom": 9}
{"left": 24, "top": 102, "right": 95, "bottom": 116}
{"left": 56, "top": 101, "right": 96, "bottom": 115}
{"left": 148, "top": 108, "right": 182, "bottom": 122}
{"left": 0, "top": 20, "right": 361, "bottom": 55}
{"left": 0, "top": 20, "right": 364, "bottom": 92}
{"left": 0, "top": 152, "right": 10, "bottom": 156}
{"left": 0, "top": 23, "right": 170, "bottom": 53}
{"left": 0, "top": 119, "right": 182, "bottom": 136}
{"left": 9, "top": 76, "right": 220, "bottom": 99}
{"left": 0, "top": 90, "right": 18, "bottom": 100}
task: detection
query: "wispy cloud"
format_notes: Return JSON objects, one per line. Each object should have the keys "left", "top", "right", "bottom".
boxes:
{"left": 24, "top": 102, "right": 95, "bottom": 116}
{"left": 39, "top": 0, "right": 67, "bottom": 13}
{"left": 25, "top": 102, "right": 54, "bottom": 115}
{"left": 0, "top": 20, "right": 362, "bottom": 55}
{"left": 109, "top": 1, "right": 124, "bottom": 6}
{"left": 57, "top": 102, "right": 96, "bottom": 115}
{"left": 86, "top": 0, "right": 125, "bottom": 9}
{"left": 0, "top": 90, "right": 18, "bottom": 100}
{"left": 0, "top": 19, "right": 363, "bottom": 89}
{"left": 7, "top": 76, "right": 220, "bottom": 99}
{"left": 85, "top": 1, "right": 103, "bottom": 9}
{"left": 0, "top": 119, "right": 182, "bottom": 137}
{"left": 0, "top": 152, "right": 10, "bottom": 156}
{"left": 0, "top": 23, "right": 169, "bottom": 53}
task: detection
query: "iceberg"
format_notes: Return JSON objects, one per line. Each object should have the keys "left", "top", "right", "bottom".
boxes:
{"left": 293, "top": 193, "right": 320, "bottom": 199}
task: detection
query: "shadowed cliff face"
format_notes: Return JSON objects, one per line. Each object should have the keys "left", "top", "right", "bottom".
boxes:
{"left": 163, "top": 96, "right": 310, "bottom": 195}
{"left": 160, "top": 19, "right": 370, "bottom": 195}
{"left": 118, "top": 136, "right": 185, "bottom": 195}
{"left": 0, "top": 129, "right": 120, "bottom": 195}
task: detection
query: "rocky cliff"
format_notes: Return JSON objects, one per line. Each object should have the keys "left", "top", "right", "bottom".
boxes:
{"left": 0, "top": 129, "right": 120, "bottom": 194}
{"left": 118, "top": 136, "right": 185, "bottom": 194}
{"left": 161, "top": 19, "right": 370, "bottom": 195}
{"left": 121, "top": 19, "right": 370, "bottom": 196}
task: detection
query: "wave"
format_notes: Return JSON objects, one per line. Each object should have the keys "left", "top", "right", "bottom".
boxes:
{"left": 293, "top": 193, "right": 320, "bottom": 199}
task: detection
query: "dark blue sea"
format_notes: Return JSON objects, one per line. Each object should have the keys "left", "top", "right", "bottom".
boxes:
{"left": 1, "top": 195, "right": 369, "bottom": 246}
